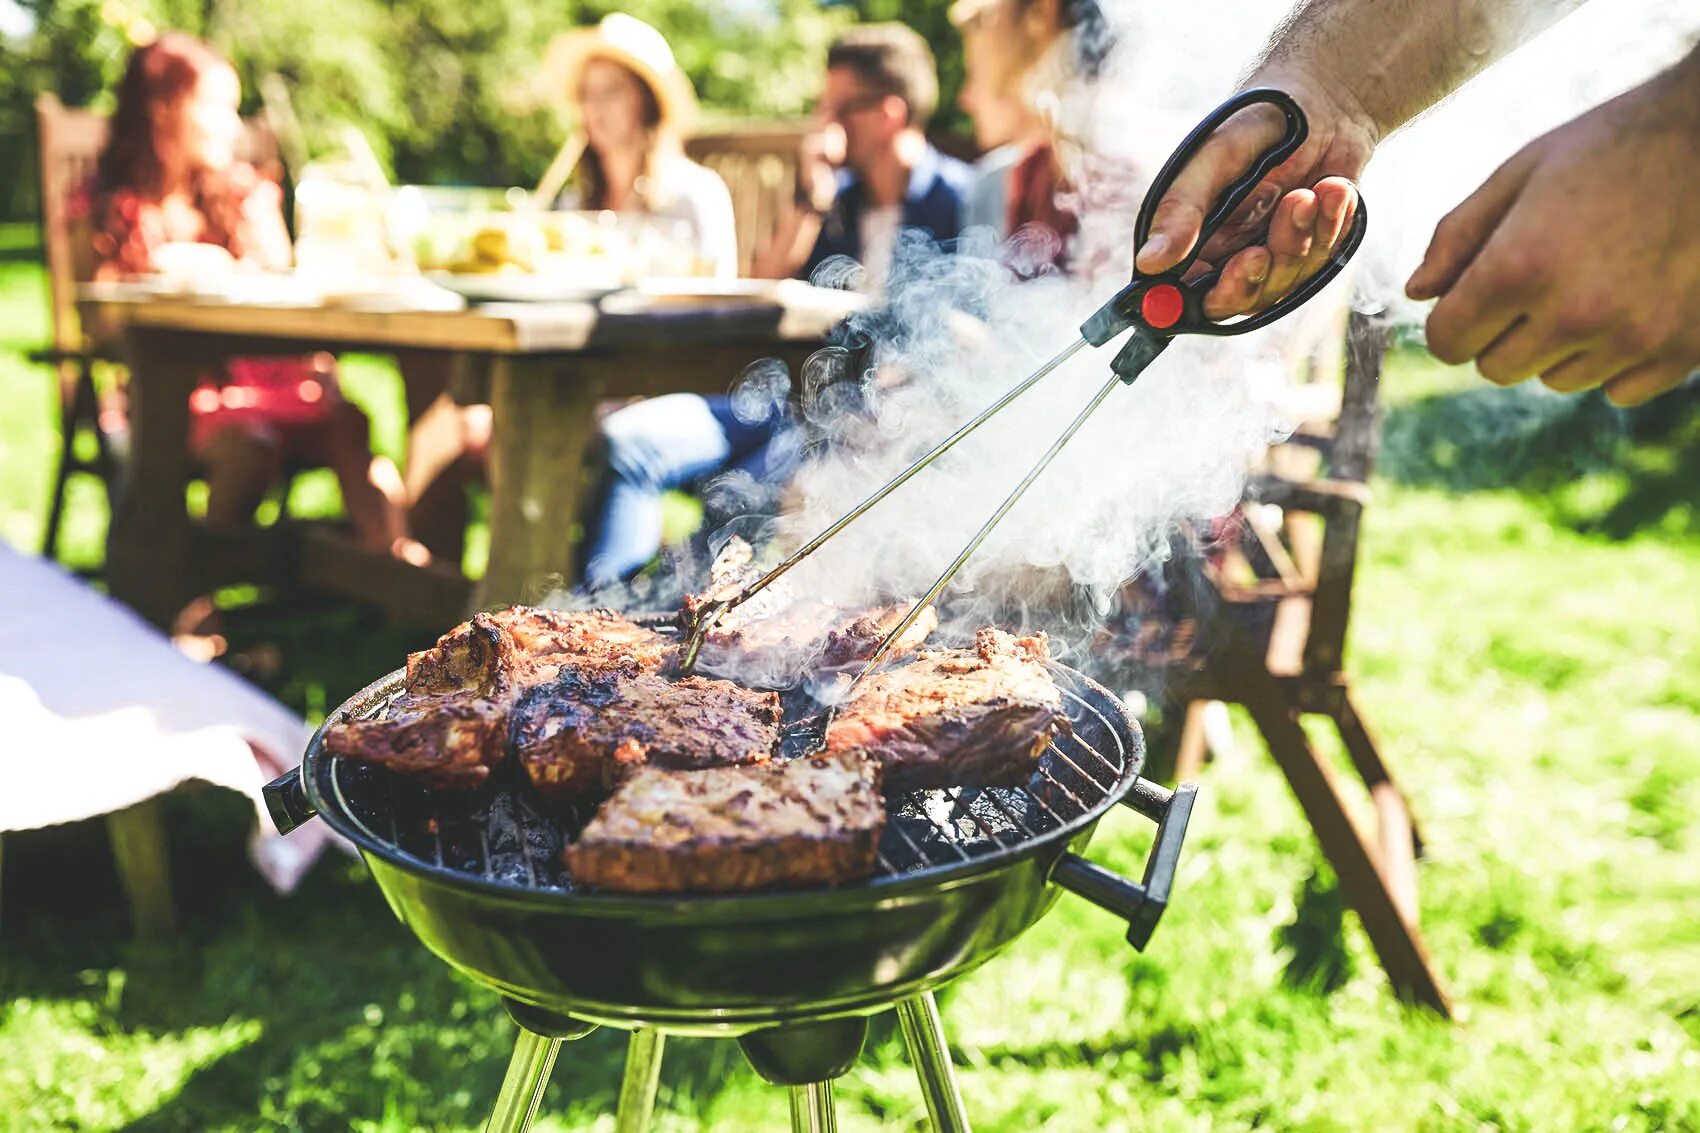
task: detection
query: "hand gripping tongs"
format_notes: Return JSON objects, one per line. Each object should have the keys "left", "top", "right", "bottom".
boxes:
{"left": 679, "top": 89, "right": 1369, "bottom": 689}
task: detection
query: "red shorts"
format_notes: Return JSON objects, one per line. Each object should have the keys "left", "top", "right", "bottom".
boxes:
{"left": 188, "top": 354, "right": 347, "bottom": 461}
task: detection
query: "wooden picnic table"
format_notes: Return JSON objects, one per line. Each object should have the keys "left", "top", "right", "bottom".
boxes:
{"left": 81, "top": 283, "right": 860, "bottom": 627}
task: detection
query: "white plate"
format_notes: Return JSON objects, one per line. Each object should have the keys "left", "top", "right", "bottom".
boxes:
{"left": 427, "top": 272, "right": 623, "bottom": 304}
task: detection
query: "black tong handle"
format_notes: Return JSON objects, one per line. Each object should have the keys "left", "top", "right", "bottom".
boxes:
{"left": 1082, "top": 88, "right": 1368, "bottom": 361}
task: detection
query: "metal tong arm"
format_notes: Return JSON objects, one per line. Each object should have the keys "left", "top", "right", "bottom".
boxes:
{"left": 679, "top": 337, "right": 1089, "bottom": 674}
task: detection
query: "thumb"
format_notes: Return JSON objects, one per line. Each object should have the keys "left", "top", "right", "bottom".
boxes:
{"left": 1136, "top": 103, "right": 1288, "bottom": 275}
{"left": 1406, "top": 147, "right": 1533, "bottom": 300}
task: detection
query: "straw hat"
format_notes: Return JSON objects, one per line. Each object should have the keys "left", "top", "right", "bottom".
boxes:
{"left": 545, "top": 13, "right": 699, "bottom": 136}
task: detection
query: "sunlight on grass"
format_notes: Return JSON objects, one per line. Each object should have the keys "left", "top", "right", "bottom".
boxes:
{"left": 1, "top": 227, "right": 1696, "bottom": 1131}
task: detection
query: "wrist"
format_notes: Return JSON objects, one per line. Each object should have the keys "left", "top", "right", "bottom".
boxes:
{"left": 1243, "top": 64, "right": 1381, "bottom": 176}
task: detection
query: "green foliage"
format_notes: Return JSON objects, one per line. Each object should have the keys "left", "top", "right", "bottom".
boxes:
{"left": 1, "top": 0, "right": 979, "bottom": 216}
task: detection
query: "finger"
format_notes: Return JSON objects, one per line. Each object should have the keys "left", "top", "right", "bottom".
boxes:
{"left": 1201, "top": 246, "right": 1272, "bottom": 320}
{"left": 1601, "top": 361, "right": 1688, "bottom": 407}
{"left": 1253, "top": 189, "right": 1328, "bottom": 312}
{"left": 1474, "top": 316, "right": 1586, "bottom": 386}
{"left": 1538, "top": 351, "right": 1611, "bottom": 394}
{"left": 1136, "top": 103, "right": 1288, "bottom": 275}
{"left": 1202, "top": 191, "right": 1308, "bottom": 317}
{"left": 1406, "top": 148, "right": 1535, "bottom": 301}
{"left": 1424, "top": 231, "right": 1538, "bottom": 366}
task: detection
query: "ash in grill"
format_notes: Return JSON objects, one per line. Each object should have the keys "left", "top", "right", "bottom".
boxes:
{"left": 326, "top": 669, "right": 1131, "bottom": 891}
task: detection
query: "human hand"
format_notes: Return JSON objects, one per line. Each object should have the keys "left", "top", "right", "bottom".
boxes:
{"left": 1133, "top": 71, "right": 1377, "bottom": 320}
{"left": 1406, "top": 55, "right": 1700, "bottom": 406}
{"left": 797, "top": 124, "right": 845, "bottom": 214}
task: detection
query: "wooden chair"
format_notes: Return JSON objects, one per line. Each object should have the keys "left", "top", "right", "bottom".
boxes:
{"left": 685, "top": 124, "right": 809, "bottom": 277}
{"left": 32, "top": 92, "right": 283, "bottom": 570}
{"left": 1096, "top": 309, "right": 1452, "bottom": 1016}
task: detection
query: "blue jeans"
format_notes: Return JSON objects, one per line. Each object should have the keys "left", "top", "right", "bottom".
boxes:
{"left": 582, "top": 393, "right": 793, "bottom": 588}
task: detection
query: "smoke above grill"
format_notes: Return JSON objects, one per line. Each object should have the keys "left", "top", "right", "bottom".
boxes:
{"left": 549, "top": 0, "right": 1699, "bottom": 682}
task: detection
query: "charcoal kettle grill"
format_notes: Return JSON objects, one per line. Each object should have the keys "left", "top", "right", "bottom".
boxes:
{"left": 263, "top": 87, "right": 1366, "bottom": 1131}
{"left": 267, "top": 655, "right": 1194, "bottom": 1132}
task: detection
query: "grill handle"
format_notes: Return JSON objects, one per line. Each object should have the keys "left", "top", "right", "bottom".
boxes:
{"left": 1051, "top": 781, "right": 1197, "bottom": 950}
{"left": 263, "top": 769, "right": 319, "bottom": 835}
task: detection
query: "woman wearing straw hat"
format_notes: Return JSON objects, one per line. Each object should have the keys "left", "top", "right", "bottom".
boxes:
{"left": 544, "top": 12, "right": 738, "bottom": 277}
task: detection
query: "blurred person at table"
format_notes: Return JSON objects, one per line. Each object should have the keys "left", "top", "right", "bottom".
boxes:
{"left": 545, "top": 13, "right": 737, "bottom": 277}
{"left": 79, "top": 33, "right": 422, "bottom": 562}
{"left": 952, "top": 0, "right": 1113, "bottom": 274}
{"left": 582, "top": 25, "right": 972, "bottom": 591}
{"left": 400, "top": 13, "right": 739, "bottom": 566}
{"left": 750, "top": 23, "right": 973, "bottom": 289}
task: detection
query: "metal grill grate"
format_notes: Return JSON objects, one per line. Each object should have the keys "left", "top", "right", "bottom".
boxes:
{"left": 325, "top": 667, "right": 1136, "bottom": 893}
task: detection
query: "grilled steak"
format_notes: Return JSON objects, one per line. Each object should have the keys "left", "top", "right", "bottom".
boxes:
{"left": 563, "top": 750, "right": 885, "bottom": 892}
{"left": 322, "top": 693, "right": 509, "bottom": 790}
{"left": 328, "top": 607, "right": 677, "bottom": 790}
{"left": 407, "top": 607, "right": 674, "bottom": 696}
{"left": 823, "top": 628, "right": 1063, "bottom": 792}
{"left": 682, "top": 537, "right": 938, "bottom": 684}
{"left": 513, "top": 668, "right": 781, "bottom": 799}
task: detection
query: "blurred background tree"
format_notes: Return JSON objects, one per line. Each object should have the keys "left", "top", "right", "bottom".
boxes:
{"left": 0, "top": 0, "right": 969, "bottom": 220}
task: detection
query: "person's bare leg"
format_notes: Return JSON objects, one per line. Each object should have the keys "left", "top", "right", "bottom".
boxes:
{"left": 409, "top": 404, "right": 490, "bottom": 568}
{"left": 319, "top": 399, "right": 424, "bottom": 560}
{"left": 200, "top": 421, "right": 284, "bottom": 529}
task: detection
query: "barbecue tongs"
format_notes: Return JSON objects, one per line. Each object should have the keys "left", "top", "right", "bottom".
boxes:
{"left": 679, "top": 90, "right": 1369, "bottom": 687}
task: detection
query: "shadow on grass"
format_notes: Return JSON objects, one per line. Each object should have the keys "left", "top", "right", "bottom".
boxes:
{"left": 1377, "top": 379, "right": 1700, "bottom": 541}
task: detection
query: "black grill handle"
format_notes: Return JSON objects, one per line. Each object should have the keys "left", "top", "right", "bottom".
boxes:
{"left": 1051, "top": 781, "right": 1198, "bottom": 951}
{"left": 264, "top": 769, "right": 319, "bottom": 835}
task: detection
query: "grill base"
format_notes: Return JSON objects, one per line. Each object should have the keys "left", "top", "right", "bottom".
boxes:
{"left": 487, "top": 992, "right": 969, "bottom": 1133}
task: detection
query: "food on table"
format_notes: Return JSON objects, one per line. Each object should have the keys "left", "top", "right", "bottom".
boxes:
{"left": 562, "top": 749, "right": 885, "bottom": 893}
{"left": 823, "top": 628, "right": 1063, "bottom": 793}
{"left": 512, "top": 668, "right": 781, "bottom": 798}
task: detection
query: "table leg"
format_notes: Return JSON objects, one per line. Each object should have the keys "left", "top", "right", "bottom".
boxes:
{"left": 483, "top": 356, "right": 604, "bottom": 607}
{"left": 106, "top": 328, "right": 201, "bottom": 627}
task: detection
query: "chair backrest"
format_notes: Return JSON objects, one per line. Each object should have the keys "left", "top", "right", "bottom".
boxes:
{"left": 35, "top": 93, "right": 107, "bottom": 353}
{"left": 685, "top": 124, "right": 809, "bottom": 277}
{"left": 1299, "top": 308, "right": 1387, "bottom": 676}
{"left": 34, "top": 92, "right": 282, "bottom": 351}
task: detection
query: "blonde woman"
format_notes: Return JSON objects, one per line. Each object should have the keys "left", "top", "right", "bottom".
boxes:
{"left": 546, "top": 13, "right": 737, "bottom": 276}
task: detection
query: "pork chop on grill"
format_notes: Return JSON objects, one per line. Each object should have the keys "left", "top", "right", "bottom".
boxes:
{"left": 512, "top": 667, "right": 781, "bottom": 799}
{"left": 328, "top": 607, "right": 678, "bottom": 790}
{"left": 408, "top": 607, "right": 675, "bottom": 696}
{"left": 563, "top": 750, "right": 885, "bottom": 892}
{"left": 823, "top": 628, "right": 1063, "bottom": 793}
{"left": 322, "top": 693, "right": 509, "bottom": 791}
{"left": 681, "top": 537, "right": 938, "bottom": 684}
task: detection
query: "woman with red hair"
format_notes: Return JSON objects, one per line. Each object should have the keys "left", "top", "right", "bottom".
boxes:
{"left": 81, "top": 33, "right": 417, "bottom": 559}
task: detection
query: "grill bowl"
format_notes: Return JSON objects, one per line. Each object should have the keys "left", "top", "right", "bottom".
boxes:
{"left": 279, "top": 662, "right": 1186, "bottom": 1034}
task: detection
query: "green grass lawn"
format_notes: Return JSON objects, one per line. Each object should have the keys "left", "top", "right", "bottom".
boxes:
{"left": 2, "top": 222, "right": 1697, "bottom": 1131}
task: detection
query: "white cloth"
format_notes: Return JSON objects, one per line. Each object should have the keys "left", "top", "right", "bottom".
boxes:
{"left": 0, "top": 543, "right": 339, "bottom": 892}
{"left": 858, "top": 204, "right": 903, "bottom": 294}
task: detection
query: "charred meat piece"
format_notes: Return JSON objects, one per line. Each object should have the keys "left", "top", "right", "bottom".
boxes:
{"left": 406, "top": 607, "right": 675, "bottom": 696}
{"left": 818, "top": 600, "right": 940, "bottom": 669}
{"left": 322, "top": 693, "right": 509, "bottom": 791}
{"left": 682, "top": 538, "right": 938, "bottom": 684}
{"left": 513, "top": 667, "right": 781, "bottom": 799}
{"left": 823, "top": 628, "right": 1063, "bottom": 793}
{"left": 563, "top": 750, "right": 885, "bottom": 893}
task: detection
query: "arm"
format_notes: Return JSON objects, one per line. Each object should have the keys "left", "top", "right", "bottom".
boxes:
{"left": 1408, "top": 44, "right": 1700, "bottom": 405}
{"left": 1137, "top": 0, "right": 1590, "bottom": 316}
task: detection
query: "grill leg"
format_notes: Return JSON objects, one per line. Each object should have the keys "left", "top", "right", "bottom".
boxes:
{"left": 897, "top": 991, "right": 971, "bottom": 1133}
{"left": 787, "top": 1082, "right": 837, "bottom": 1133}
{"left": 485, "top": 1028, "right": 561, "bottom": 1133}
{"left": 615, "top": 1028, "right": 665, "bottom": 1133}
